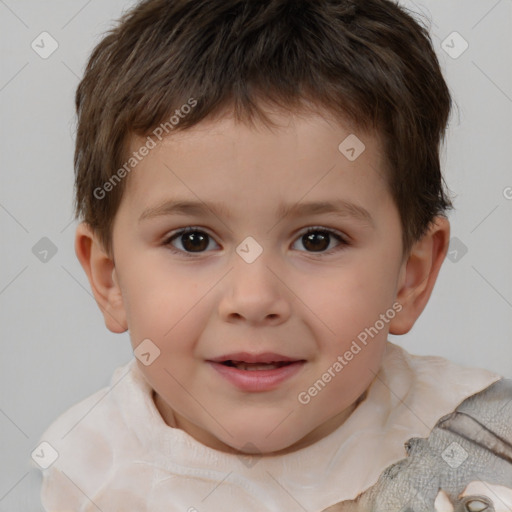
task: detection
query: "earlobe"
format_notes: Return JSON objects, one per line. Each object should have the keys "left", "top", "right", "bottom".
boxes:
{"left": 74, "top": 222, "right": 128, "bottom": 333}
{"left": 389, "top": 216, "right": 450, "bottom": 335}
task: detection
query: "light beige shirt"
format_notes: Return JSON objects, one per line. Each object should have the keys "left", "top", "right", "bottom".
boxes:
{"left": 37, "top": 342, "right": 500, "bottom": 512}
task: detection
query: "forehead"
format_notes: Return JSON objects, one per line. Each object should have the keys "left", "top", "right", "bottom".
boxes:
{"left": 120, "top": 109, "right": 391, "bottom": 220}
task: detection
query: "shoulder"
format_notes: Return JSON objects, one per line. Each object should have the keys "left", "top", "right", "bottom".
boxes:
{"left": 383, "top": 342, "right": 502, "bottom": 405}
{"left": 35, "top": 360, "right": 141, "bottom": 510}
{"left": 38, "top": 359, "right": 136, "bottom": 444}
{"left": 455, "top": 376, "right": 512, "bottom": 411}
{"left": 436, "top": 377, "right": 512, "bottom": 462}
{"left": 387, "top": 341, "right": 501, "bottom": 387}
{"left": 374, "top": 343, "right": 502, "bottom": 433}
{"left": 322, "top": 378, "right": 512, "bottom": 512}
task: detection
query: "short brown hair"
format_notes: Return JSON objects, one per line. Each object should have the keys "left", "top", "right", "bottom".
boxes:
{"left": 74, "top": 0, "right": 453, "bottom": 257}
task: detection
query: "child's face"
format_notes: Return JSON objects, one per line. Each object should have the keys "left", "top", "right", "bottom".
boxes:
{"left": 97, "top": 109, "right": 413, "bottom": 454}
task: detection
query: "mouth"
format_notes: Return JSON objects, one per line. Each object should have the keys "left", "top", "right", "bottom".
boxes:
{"left": 219, "top": 360, "right": 296, "bottom": 371}
{"left": 206, "top": 352, "right": 306, "bottom": 392}
{"left": 208, "top": 352, "right": 305, "bottom": 369}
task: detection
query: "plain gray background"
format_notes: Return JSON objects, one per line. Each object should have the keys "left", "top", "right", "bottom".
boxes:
{"left": 1, "top": 0, "right": 511, "bottom": 509}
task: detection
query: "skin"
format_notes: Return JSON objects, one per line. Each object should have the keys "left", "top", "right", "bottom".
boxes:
{"left": 75, "top": 106, "right": 450, "bottom": 456}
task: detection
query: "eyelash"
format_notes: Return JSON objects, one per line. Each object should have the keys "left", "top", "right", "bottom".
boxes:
{"left": 162, "top": 226, "right": 349, "bottom": 258}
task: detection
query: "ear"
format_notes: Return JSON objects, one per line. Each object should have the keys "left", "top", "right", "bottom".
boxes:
{"left": 389, "top": 216, "right": 450, "bottom": 335}
{"left": 74, "top": 222, "right": 128, "bottom": 333}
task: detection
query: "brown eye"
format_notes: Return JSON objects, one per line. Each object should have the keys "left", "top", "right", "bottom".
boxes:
{"left": 180, "top": 231, "right": 209, "bottom": 252}
{"left": 165, "top": 227, "right": 219, "bottom": 255}
{"left": 293, "top": 227, "right": 347, "bottom": 254}
{"left": 302, "top": 231, "right": 330, "bottom": 252}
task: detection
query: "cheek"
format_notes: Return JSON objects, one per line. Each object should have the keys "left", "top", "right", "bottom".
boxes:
{"left": 122, "top": 268, "right": 213, "bottom": 364}
{"left": 118, "top": 261, "right": 181, "bottom": 343}
{"left": 303, "top": 258, "right": 398, "bottom": 342}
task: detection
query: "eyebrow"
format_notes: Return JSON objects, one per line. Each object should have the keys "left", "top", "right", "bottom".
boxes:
{"left": 139, "top": 198, "right": 374, "bottom": 227}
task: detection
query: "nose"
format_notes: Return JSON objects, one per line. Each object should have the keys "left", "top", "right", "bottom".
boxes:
{"left": 217, "top": 252, "right": 291, "bottom": 326}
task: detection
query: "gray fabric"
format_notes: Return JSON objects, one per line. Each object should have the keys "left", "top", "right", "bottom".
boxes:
{"left": 322, "top": 378, "right": 512, "bottom": 512}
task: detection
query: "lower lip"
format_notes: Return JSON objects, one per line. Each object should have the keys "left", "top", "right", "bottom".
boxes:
{"left": 207, "top": 361, "right": 305, "bottom": 392}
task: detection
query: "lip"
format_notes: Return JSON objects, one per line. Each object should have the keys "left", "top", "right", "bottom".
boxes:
{"left": 208, "top": 352, "right": 300, "bottom": 364}
{"left": 207, "top": 360, "right": 306, "bottom": 392}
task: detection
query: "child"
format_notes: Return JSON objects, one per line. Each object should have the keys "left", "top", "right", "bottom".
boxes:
{"left": 35, "top": 0, "right": 512, "bottom": 510}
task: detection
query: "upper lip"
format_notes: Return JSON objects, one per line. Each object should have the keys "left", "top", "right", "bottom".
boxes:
{"left": 208, "top": 352, "right": 304, "bottom": 364}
